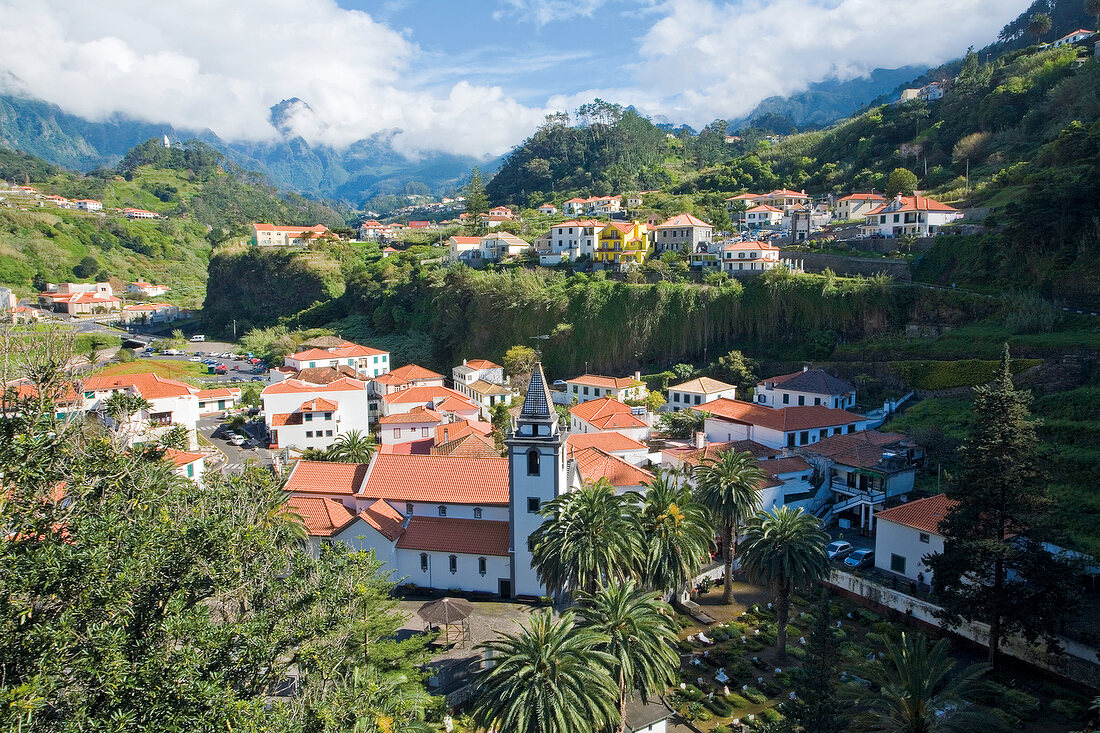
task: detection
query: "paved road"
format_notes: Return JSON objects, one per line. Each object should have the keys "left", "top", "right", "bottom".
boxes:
{"left": 197, "top": 416, "right": 275, "bottom": 475}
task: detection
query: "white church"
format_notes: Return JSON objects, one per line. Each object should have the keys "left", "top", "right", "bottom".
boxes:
{"left": 282, "top": 363, "right": 569, "bottom": 599}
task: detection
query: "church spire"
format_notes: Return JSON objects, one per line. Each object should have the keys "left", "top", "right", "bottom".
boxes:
{"left": 520, "top": 361, "right": 554, "bottom": 420}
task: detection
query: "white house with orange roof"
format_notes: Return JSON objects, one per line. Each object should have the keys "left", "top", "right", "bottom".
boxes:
{"left": 568, "top": 445, "right": 654, "bottom": 494}
{"left": 73, "top": 198, "right": 103, "bottom": 211}
{"left": 548, "top": 219, "right": 602, "bottom": 260}
{"left": 667, "top": 376, "right": 737, "bottom": 411}
{"left": 122, "top": 207, "right": 158, "bottom": 219}
{"left": 537, "top": 203, "right": 558, "bottom": 215}
{"left": 569, "top": 397, "right": 650, "bottom": 442}
{"left": 698, "top": 398, "right": 868, "bottom": 451}
{"left": 358, "top": 220, "right": 385, "bottom": 240}
{"left": 82, "top": 372, "right": 201, "bottom": 448}
{"left": 379, "top": 405, "right": 443, "bottom": 447}
{"left": 251, "top": 223, "right": 332, "bottom": 247}
{"left": 862, "top": 195, "right": 961, "bottom": 238}
{"left": 562, "top": 197, "right": 589, "bottom": 215}
{"left": 834, "top": 193, "right": 886, "bottom": 221}
{"left": 565, "top": 372, "right": 647, "bottom": 403}
{"left": 452, "top": 358, "right": 515, "bottom": 419}
{"left": 260, "top": 377, "right": 371, "bottom": 451}
{"left": 447, "top": 235, "right": 482, "bottom": 263}
{"left": 284, "top": 341, "right": 390, "bottom": 378}
{"left": 388, "top": 364, "right": 444, "bottom": 388}
{"left": 195, "top": 387, "right": 241, "bottom": 415}
{"left": 565, "top": 431, "right": 649, "bottom": 466}
{"left": 282, "top": 454, "right": 513, "bottom": 594}
{"left": 873, "top": 493, "right": 952, "bottom": 583}
{"left": 126, "top": 280, "right": 169, "bottom": 297}
{"left": 120, "top": 302, "right": 179, "bottom": 324}
{"left": 757, "top": 189, "right": 811, "bottom": 212}
{"left": 720, "top": 241, "right": 783, "bottom": 273}
{"left": 165, "top": 448, "right": 206, "bottom": 487}
{"left": 38, "top": 282, "right": 120, "bottom": 316}
{"left": 652, "top": 213, "right": 713, "bottom": 253}
{"left": 742, "top": 204, "right": 784, "bottom": 228}
{"left": 1046, "top": 28, "right": 1094, "bottom": 48}
{"left": 381, "top": 385, "right": 480, "bottom": 423}
{"left": 487, "top": 206, "right": 514, "bottom": 220}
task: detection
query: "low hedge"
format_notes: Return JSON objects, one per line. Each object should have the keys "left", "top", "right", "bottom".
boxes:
{"left": 892, "top": 358, "right": 1041, "bottom": 391}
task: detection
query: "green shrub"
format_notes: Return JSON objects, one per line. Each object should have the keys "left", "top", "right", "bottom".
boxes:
{"left": 893, "top": 358, "right": 1041, "bottom": 391}
{"left": 713, "top": 629, "right": 730, "bottom": 642}
{"left": 743, "top": 686, "right": 768, "bottom": 704}
{"left": 757, "top": 631, "right": 777, "bottom": 645}
{"left": 705, "top": 697, "right": 736, "bottom": 717}
{"left": 784, "top": 625, "right": 802, "bottom": 637}
{"left": 854, "top": 608, "right": 880, "bottom": 625}
{"left": 871, "top": 621, "right": 900, "bottom": 638}
{"left": 776, "top": 672, "right": 793, "bottom": 687}
{"left": 744, "top": 639, "right": 764, "bottom": 651}
{"left": 784, "top": 645, "right": 807, "bottom": 660}
{"left": 731, "top": 660, "right": 753, "bottom": 678}
{"left": 1001, "top": 688, "right": 1040, "bottom": 720}
{"left": 1048, "top": 699, "right": 1086, "bottom": 721}
{"left": 790, "top": 593, "right": 810, "bottom": 608}
{"left": 725, "top": 693, "right": 752, "bottom": 709}
{"left": 760, "top": 680, "right": 781, "bottom": 697}
{"left": 760, "top": 707, "right": 784, "bottom": 723}
{"left": 682, "top": 684, "right": 704, "bottom": 701}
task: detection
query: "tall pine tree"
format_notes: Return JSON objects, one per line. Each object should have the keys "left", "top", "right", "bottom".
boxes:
{"left": 927, "top": 345, "right": 1080, "bottom": 669}
{"left": 464, "top": 166, "right": 488, "bottom": 234}
{"left": 786, "top": 589, "right": 844, "bottom": 733}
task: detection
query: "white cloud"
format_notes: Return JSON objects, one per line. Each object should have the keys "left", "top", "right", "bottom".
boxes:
{"left": 494, "top": 0, "right": 611, "bottom": 25}
{"left": 622, "top": 0, "right": 1032, "bottom": 127}
{"left": 0, "top": 0, "right": 546, "bottom": 157}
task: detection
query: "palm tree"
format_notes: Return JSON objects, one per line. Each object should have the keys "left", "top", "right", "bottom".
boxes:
{"left": 576, "top": 582, "right": 680, "bottom": 733}
{"left": 530, "top": 479, "right": 643, "bottom": 596}
{"left": 694, "top": 449, "right": 766, "bottom": 603}
{"left": 639, "top": 472, "right": 714, "bottom": 594}
{"left": 472, "top": 610, "right": 619, "bottom": 733}
{"left": 1027, "top": 12, "right": 1052, "bottom": 43}
{"left": 845, "top": 632, "right": 1004, "bottom": 732}
{"left": 738, "top": 506, "right": 828, "bottom": 661}
{"left": 326, "top": 429, "right": 377, "bottom": 463}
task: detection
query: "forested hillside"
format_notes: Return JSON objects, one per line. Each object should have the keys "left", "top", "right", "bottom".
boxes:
{"left": 0, "top": 141, "right": 351, "bottom": 301}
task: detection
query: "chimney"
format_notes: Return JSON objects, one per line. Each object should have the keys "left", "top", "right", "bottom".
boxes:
{"left": 803, "top": 365, "right": 809, "bottom": 372}
{"left": 634, "top": 370, "right": 642, "bottom": 381}
{"left": 694, "top": 431, "right": 707, "bottom": 450}
{"left": 442, "top": 428, "right": 449, "bottom": 443}
{"left": 462, "top": 358, "right": 467, "bottom": 366}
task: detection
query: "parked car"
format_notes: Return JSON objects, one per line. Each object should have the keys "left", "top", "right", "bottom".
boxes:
{"left": 163, "top": 349, "right": 181, "bottom": 356}
{"left": 826, "top": 540, "right": 854, "bottom": 560}
{"left": 227, "top": 433, "right": 247, "bottom": 446}
{"left": 189, "top": 334, "right": 206, "bottom": 342}
{"left": 193, "top": 351, "right": 204, "bottom": 356}
{"left": 229, "top": 377, "right": 244, "bottom": 383}
{"left": 214, "top": 365, "right": 228, "bottom": 375}
{"left": 844, "top": 549, "right": 875, "bottom": 570}
{"left": 250, "top": 376, "right": 266, "bottom": 382}
{"left": 188, "top": 356, "right": 201, "bottom": 362}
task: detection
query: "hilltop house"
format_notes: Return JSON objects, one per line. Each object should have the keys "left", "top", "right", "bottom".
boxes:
{"left": 1046, "top": 29, "right": 1094, "bottom": 48}
{"left": 652, "top": 213, "right": 713, "bottom": 253}
{"left": 861, "top": 195, "right": 961, "bottom": 238}
{"left": 358, "top": 220, "right": 385, "bottom": 240}
{"left": 755, "top": 367, "right": 856, "bottom": 409}
{"left": 834, "top": 193, "right": 886, "bottom": 221}
{"left": 548, "top": 219, "right": 602, "bottom": 261}
{"left": 73, "top": 198, "right": 102, "bottom": 211}
{"left": 596, "top": 221, "right": 650, "bottom": 268}
{"left": 742, "top": 205, "right": 783, "bottom": 228}
{"left": 127, "top": 281, "right": 169, "bottom": 297}
{"left": 537, "top": 203, "right": 558, "bottom": 215}
{"left": 447, "top": 235, "right": 482, "bottom": 263}
{"left": 566, "top": 372, "right": 647, "bottom": 403}
{"left": 697, "top": 398, "right": 868, "bottom": 450}
{"left": 667, "top": 377, "right": 737, "bottom": 411}
{"left": 122, "top": 208, "right": 158, "bottom": 219}
{"left": 251, "top": 223, "right": 332, "bottom": 247}
{"left": 756, "top": 189, "right": 811, "bottom": 212}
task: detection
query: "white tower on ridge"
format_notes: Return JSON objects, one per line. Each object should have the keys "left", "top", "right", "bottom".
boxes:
{"left": 507, "top": 361, "right": 567, "bottom": 599}
{"left": 163, "top": 134, "right": 171, "bottom": 148}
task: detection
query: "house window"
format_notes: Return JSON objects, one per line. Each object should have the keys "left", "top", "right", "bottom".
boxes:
{"left": 583, "top": 386, "right": 589, "bottom": 396}
{"left": 305, "top": 413, "right": 313, "bottom": 422}
{"left": 798, "top": 396, "right": 805, "bottom": 406}
{"left": 305, "top": 431, "right": 313, "bottom": 438}
{"left": 890, "top": 554, "right": 906, "bottom": 574}
{"left": 673, "top": 393, "right": 680, "bottom": 403}
{"left": 787, "top": 433, "right": 796, "bottom": 448}
{"left": 186, "top": 464, "right": 194, "bottom": 478}
{"left": 694, "top": 395, "right": 702, "bottom": 405}
{"left": 473, "top": 507, "right": 483, "bottom": 519}
{"left": 799, "top": 431, "right": 809, "bottom": 445}
{"left": 438, "top": 505, "right": 447, "bottom": 516}
{"left": 478, "top": 557, "right": 487, "bottom": 575}
{"left": 782, "top": 393, "right": 789, "bottom": 405}
{"left": 819, "top": 429, "right": 828, "bottom": 440}
{"left": 449, "top": 555, "right": 457, "bottom": 574}
{"left": 919, "top": 532, "right": 930, "bottom": 544}
{"left": 527, "top": 449, "right": 540, "bottom": 476}
{"left": 420, "top": 553, "right": 428, "bottom": 571}
{"left": 394, "top": 428, "right": 401, "bottom": 439}
{"left": 406, "top": 502, "right": 414, "bottom": 515}
{"left": 833, "top": 427, "right": 842, "bottom": 435}
{"left": 814, "top": 397, "right": 821, "bottom": 406}
{"left": 847, "top": 424, "right": 856, "bottom": 434}
{"left": 527, "top": 497, "right": 540, "bottom": 513}
{"left": 324, "top": 412, "right": 333, "bottom": 420}
{"left": 149, "top": 411, "right": 172, "bottom": 426}
{"left": 422, "top": 427, "right": 429, "bottom": 437}
{"left": 326, "top": 430, "right": 333, "bottom": 437}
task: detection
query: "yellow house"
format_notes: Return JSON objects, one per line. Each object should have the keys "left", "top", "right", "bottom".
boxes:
{"left": 596, "top": 221, "right": 650, "bottom": 267}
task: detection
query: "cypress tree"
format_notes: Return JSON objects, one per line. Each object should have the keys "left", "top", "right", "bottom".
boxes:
{"left": 927, "top": 345, "right": 1081, "bottom": 669}
{"left": 786, "top": 590, "right": 844, "bottom": 733}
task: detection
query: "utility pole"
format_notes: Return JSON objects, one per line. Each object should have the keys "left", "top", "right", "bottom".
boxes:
{"left": 965, "top": 158, "right": 969, "bottom": 195}
{"left": 232, "top": 319, "right": 237, "bottom": 341}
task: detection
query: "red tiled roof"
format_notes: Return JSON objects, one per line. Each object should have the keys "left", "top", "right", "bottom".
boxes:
{"left": 435, "top": 395, "right": 480, "bottom": 413}
{"left": 83, "top": 372, "right": 195, "bottom": 399}
{"left": 300, "top": 397, "right": 339, "bottom": 412}
{"left": 723, "top": 240, "right": 779, "bottom": 251}
{"left": 449, "top": 236, "right": 481, "bottom": 244}
{"left": 875, "top": 494, "right": 956, "bottom": 535}
{"left": 389, "top": 364, "right": 444, "bottom": 382}
{"left": 700, "top": 399, "right": 864, "bottom": 432}
{"left": 838, "top": 193, "right": 885, "bottom": 202}
{"left": 657, "top": 213, "right": 712, "bottom": 229}
{"left": 165, "top": 448, "right": 204, "bottom": 467}
{"left": 283, "top": 495, "right": 357, "bottom": 536}
{"left": 762, "top": 368, "right": 854, "bottom": 395}
{"left": 252, "top": 223, "right": 329, "bottom": 233}
{"left": 359, "top": 499, "right": 406, "bottom": 541}
{"left": 431, "top": 432, "right": 500, "bottom": 458}
{"left": 372, "top": 372, "right": 409, "bottom": 387}
{"left": 570, "top": 446, "right": 654, "bottom": 488}
{"left": 284, "top": 460, "right": 369, "bottom": 496}
{"left": 363, "top": 454, "right": 509, "bottom": 505}
{"left": 670, "top": 376, "right": 736, "bottom": 395}
{"left": 764, "top": 189, "right": 809, "bottom": 198}
{"left": 463, "top": 359, "right": 501, "bottom": 370}
{"left": 566, "top": 431, "right": 647, "bottom": 453}
{"left": 270, "top": 412, "right": 303, "bottom": 427}
{"left": 262, "top": 377, "right": 367, "bottom": 395}
{"left": 570, "top": 397, "right": 646, "bottom": 430}
{"left": 663, "top": 439, "right": 781, "bottom": 467}
{"left": 434, "top": 420, "right": 492, "bottom": 444}
{"left": 379, "top": 405, "right": 443, "bottom": 424}
{"left": 566, "top": 374, "right": 643, "bottom": 390}
{"left": 764, "top": 456, "right": 812, "bottom": 475}
{"left": 799, "top": 430, "right": 912, "bottom": 469}
{"left": 746, "top": 204, "right": 783, "bottom": 213}
{"left": 865, "top": 195, "right": 958, "bottom": 216}
{"left": 395, "top": 516, "right": 510, "bottom": 556}
{"left": 383, "top": 385, "right": 475, "bottom": 408}
{"left": 378, "top": 439, "right": 434, "bottom": 455}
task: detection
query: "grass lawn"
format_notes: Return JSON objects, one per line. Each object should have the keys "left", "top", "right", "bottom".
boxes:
{"left": 94, "top": 359, "right": 210, "bottom": 385}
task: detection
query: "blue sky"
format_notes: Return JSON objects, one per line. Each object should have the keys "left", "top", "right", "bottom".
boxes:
{"left": 0, "top": 0, "right": 1032, "bottom": 157}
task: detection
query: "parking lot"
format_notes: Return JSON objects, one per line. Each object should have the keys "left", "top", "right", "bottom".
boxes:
{"left": 139, "top": 344, "right": 273, "bottom": 386}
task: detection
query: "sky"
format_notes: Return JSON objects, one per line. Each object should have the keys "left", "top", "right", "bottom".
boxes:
{"left": 0, "top": 0, "right": 1031, "bottom": 160}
